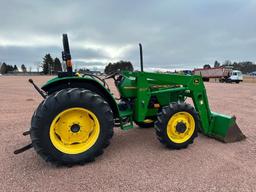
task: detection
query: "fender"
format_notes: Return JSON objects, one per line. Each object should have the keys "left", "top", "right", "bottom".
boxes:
{"left": 41, "top": 76, "right": 120, "bottom": 118}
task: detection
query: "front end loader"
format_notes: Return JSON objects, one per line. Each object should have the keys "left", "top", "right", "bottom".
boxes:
{"left": 14, "top": 34, "right": 245, "bottom": 166}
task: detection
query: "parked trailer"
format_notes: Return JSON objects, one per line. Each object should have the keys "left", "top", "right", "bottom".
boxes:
{"left": 193, "top": 67, "right": 243, "bottom": 83}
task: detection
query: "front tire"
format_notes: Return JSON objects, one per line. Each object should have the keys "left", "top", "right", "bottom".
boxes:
{"left": 30, "top": 88, "right": 114, "bottom": 166}
{"left": 155, "top": 103, "right": 199, "bottom": 149}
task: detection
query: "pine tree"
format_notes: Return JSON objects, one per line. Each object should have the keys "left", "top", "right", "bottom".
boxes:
{"left": 0, "top": 62, "right": 7, "bottom": 74}
{"left": 53, "top": 57, "right": 62, "bottom": 73}
{"left": 104, "top": 60, "right": 133, "bottom": 74}
{"left": 203, "top": 64, "right": 211, "bottom": 69}
{"left": 21, "top": 64, "right": 27, "bottom": 72}
{"left": 214, "top": 60, "right": 220, "bottom": 67}
{"left": 14, "top": 65, "right": 18, "bottom": 71}
{"left": 42, "top": 54, "right": 54, "bottom": 74}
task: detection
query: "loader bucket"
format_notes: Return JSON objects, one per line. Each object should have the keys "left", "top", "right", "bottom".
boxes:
{"left": 209, "top": 112, "right": 246, "bottom": 143}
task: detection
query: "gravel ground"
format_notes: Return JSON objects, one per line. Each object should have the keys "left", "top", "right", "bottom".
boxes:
{"left": 0, "top": 76, "right": 256, "bottom": 192}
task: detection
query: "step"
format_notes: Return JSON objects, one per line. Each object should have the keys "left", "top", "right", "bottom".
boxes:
{"left": 119, "top": 109, "right": 133, "bottom": 118}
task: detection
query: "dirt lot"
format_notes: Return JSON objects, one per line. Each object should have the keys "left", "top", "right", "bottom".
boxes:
{"left": 0, "top": 76, "right": 256, "bottom": 192}
{"left": 244, "top": 75, "right": 256, "bottom": 83}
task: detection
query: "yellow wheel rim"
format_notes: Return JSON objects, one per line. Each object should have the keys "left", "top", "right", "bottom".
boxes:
{"left": 49, "top": 107, "right": 100, "bottom": 154}
{"left": 167, "top": 111, "right": 195, "bottom": 144}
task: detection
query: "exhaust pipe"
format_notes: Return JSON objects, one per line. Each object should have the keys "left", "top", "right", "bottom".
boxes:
{"left": 139, "top": 43, "right": 144, "bottom": 72}
{"left": 62, "top": 34, "right": 73, "bottom": 75}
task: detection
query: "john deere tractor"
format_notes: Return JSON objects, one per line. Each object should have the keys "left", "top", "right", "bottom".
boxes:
{"left": 15, "top": 34, "right": 245, "bottom": 166}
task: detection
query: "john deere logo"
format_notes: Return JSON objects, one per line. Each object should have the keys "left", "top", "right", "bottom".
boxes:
{"left": 194, "top": 79, "right": 200, "bottom": 84}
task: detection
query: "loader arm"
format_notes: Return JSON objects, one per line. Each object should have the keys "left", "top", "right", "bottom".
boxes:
{"left": 123, "top": 71, "right": 245, "bottom": 142}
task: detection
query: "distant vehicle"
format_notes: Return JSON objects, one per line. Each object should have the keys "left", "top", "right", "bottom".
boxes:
{"left": 227, "top": 70, "right": 243, "bottom": 83}
{"left": 193, "top": 67, "right": 243, "bottom": 83}
{"left": 249, "top": 71, "right": 256, "bottom": 76}
{"left": 182, "top": 70, "right": 193, "bottom": 75}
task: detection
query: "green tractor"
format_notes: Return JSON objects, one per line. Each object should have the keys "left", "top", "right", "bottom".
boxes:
{"left": 15, "top": 34, "right": 245, "bottom": 166}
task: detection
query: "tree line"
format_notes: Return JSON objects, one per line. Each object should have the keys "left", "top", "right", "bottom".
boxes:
{"left": 204, "top": 60, "right": 256, "bottom": 74}
{"left": 2, "top": 55, "right": 255, "bottom": 75}
{"left": 0, "top": 54, "right": 63, "bottom": 74}
{"left": 0, "top": 56, "right": 134, "bottom": 75}
{"left": 104, "top": 60, "right": 133, "bottom": 74}
{"left": 0, "top": 63, "right": 27, "bottom": 74}
{"left": 41, "top": 54, "right": 62, "bottom": 74}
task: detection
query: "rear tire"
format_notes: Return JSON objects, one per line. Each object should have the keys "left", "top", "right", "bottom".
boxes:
{"left": 155, "top": 103, "right": 199, "bottom": 149}
{"left": 30, "top": 88, "right": 114, "bottom": 166}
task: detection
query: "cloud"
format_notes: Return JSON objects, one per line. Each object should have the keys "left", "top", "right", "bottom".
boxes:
{"left": 0, "top": 0, "right": 256, "bottom": 71}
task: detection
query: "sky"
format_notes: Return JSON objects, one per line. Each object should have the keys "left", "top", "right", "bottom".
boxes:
{"left": 0, "top": 0, "right": 256, "bottom": 71}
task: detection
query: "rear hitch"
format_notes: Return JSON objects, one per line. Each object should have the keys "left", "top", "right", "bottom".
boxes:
{"left": 23, "top": 130, "right": 30, "bottom": 136}
{"left": 14, "top": 143, "right": 32, "bottom": 155}
{"left": 15, "top": 79, "right": 45, "bottom": 155}
{"left": 14, "top": 129, "right": 32, "bottom": 154}
{"left": 28, "top": 79, "right": 47, "bottom": 98}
